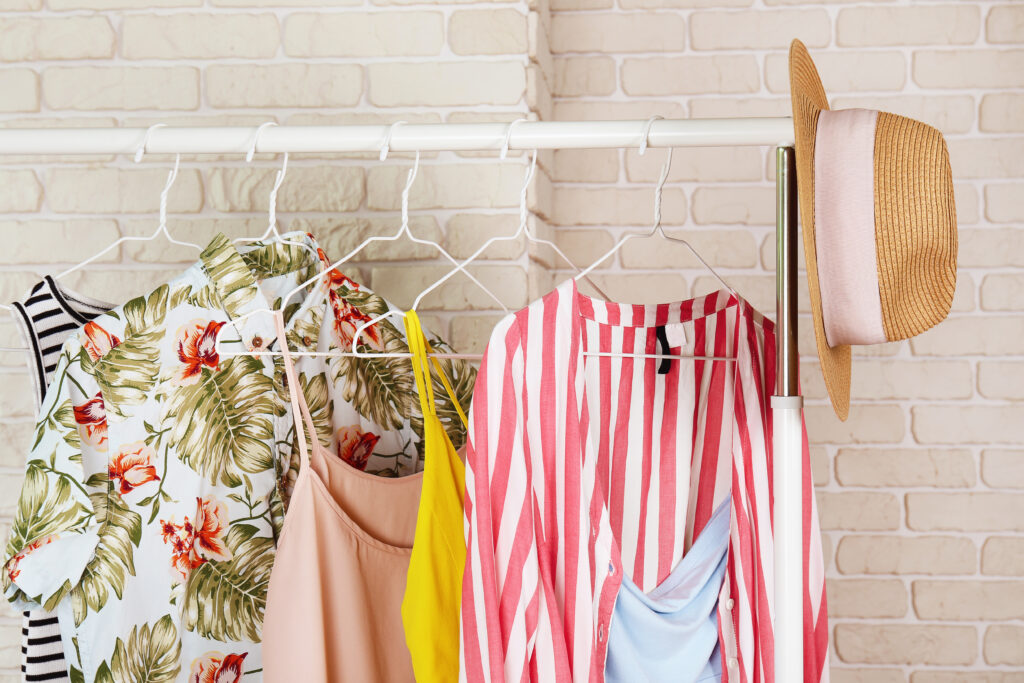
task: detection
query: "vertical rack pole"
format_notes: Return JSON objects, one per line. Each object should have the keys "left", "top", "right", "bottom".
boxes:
{"left": 773, "top": 146, "right": 804, "bottom": 682}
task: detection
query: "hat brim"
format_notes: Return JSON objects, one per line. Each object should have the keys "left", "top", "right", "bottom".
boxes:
{"left": 789, "top": 39, "right": 852, "bottom": 421}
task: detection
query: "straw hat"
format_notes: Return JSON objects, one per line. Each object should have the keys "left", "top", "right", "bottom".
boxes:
{"left": 789, "top": 39, "right": 958, "bottom": 421}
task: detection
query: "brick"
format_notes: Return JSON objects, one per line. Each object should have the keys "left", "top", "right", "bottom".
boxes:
{"left": 620, "top": 229, "right": 758, "bottom": 269}
{"left": 691, "top": 186, "right": 773, "bottom": 226}
{"left": 828, "top": 578, "right": 907, "bottom": 618}
{"left": 63, "top": 269, "right": 194, "bottom": 305}
{"left": 980, "top": 94, "right": 1024, "bottom": 133}
{"left": 912, "top": 674, "right": 1024, "bottom": 683}
{"left": 369, "top": 62, "right": 524, "bottom": 106}
{"left": 959, "top": 229, "right": 1024, "bottom": 268}
{"left": 836, "top": 448, "right": 975, "bottom": 488}
{"left": 0, "top": 69, "right": 37, "bottom": 112}
{"left": 805, "top": 405, "right": 905, "bottom": 444}
{"left": 554, "top": 100, "right": 685, "bottom": 121}
{"left": 913, "top": 580, "right": 1024, "bottom": 621}
{"left": 445, "top": 214, "right": 524, "bottom": 260}
{"left": 691, "top": 9, "right": 829, "bottom": 50}
{"left": 981, "top": 449, "right": 1024, "bottom": 488}
{"left": 586, "top": 274, "right": 689, "bottom": 304}
{"left": 553, "top": 149, "right": 619, "bottom": 183}
{"left": 0, "top": 170, "right": 41, "bottom": 212}
{"left": 694, "top": 275, "right": 793, "bottom": 315}
{"left": 1, "top": 0, "right": 41, "bottom": 8}
{"left": 0, "top": 16, "right": 114, "bottom": 61}
{"left": 0, "top": 622, "right": 19, "bottom": 669}
{"left": 987, "top": 4, "right": 1024, "bottom": 44}
{"left": 913, "top": 405, "right": 1024, "bottom": 445}
{"left": 0, "top": 373, "right": 33, "bottom": 418}
{"left": 819, "top": 492, "right": 900, "bottom": 531}
{"left": 954, "top": 184, "right": 979, "bottom": 225}
{"left": 911, "top": 316, "right": 1024, "bottom": 356}
{"left": 985, "top": 625, "right": 1024, "bottom": 666}
{"left": 979, "top": 361, "right": 1024, "bottom": 400}
{"left": 838, "top": 5, "right": 979, "bottom": 46}
{"left": 688, "top": 98, "right": 790, "bottom": 118}
{"left": 46, "top": 168, "right": 202, "bottom": 214}
{"left": 982, "top": 537, "right": 1024, "bottom": 576}
{"left": 810, "top": 446, "right": 828, "bottom": 486}
{"left": 626, "top": 146, "right": 762, "bottom": 183}
{"left": 451, "top": 314, "right": 504, "bottom": 354}
{"left": 371, "top": 264, "right": 526, "bottom": 311}
{"left": 831, "top": 95, "right": 974, "bottom": 135}
{"left": 51, "top": 0, "right": 199, "bottom": 7}
{"left": 208, "top": 166, "right": 363, "bottom": 213}
{"left": 0, "top": 220, "right": 119, "bottom": 264}
{"left": 122, "top": 217, "right": 264, "bottom": 263}
{"left": 207, "top": 64, "right": 361, "bottom": 108}
{"left": 284, "top": 12, "right": 441, "bottom": 58}
{"left": 835, "top": 624, "right": 976, "bottom": 666}
{"left": 833, "top": 360, "right": 972, "bottom": 401}
{"left": 449, "top": 9, "right": 527, "bottom": 55}
{"left": 0, "top": 272, "right": 42, "bottom": 305}
{"left": 552, "top": 0, "right": 611, "bottom": 9}
{"left": 915, "top": 50, "right": 1024, "bottom": 89}
{"left": 832, "top": 672, "right": 904, "bottom": 683}
{"left": 551, "top": 13, "right": 685, "bottom": 53}
{"left": 43, "top": 66, "right": 198, "bottom": 111}
{"left": 372, "top": 0, "right": 514, "bottom": 6}
{"left": 766, "top": 51, "right": 905, "bottom": 93}
{"left": 949, "top": 138, "right": 1024, "bottom": 179}
{"left": 623, "top": 56, "right": 759, "bottom": 95}
{"left": 552, "top": 228, "right": 615, "bottom": 268}
{"left": 553, "top": 57, "right": 615, "bottom": 97}
{"left": 528, "top": 65, "right": 553, "bottom": 123}
{"left": 214, "top": 0, "right": 353, "bottom": 6}
{"left": 551, "top": 187, "right": 686, "bottom": 227}
{"left": 0, "top": 422, "right": 32, "bottom": 468}
{"left": 836, "top": 535, "right": 977, "bottom": 576}
{"left": 907, "top": 493, "right": 1024, "bottom": 532}
{"left": 950, "top": 272, "right": 975, "bottom": 313}
{"left": 368, "top": 164, "right": 520, "bottom": 210}
{"left": 985, "top": 184, "right": 1024, "bottom": 222}
{"left": 620, "top": 0, "right": 748, "bottom": 7}
{"left": 123, "top": 14, "right": 278, "bottom": 59}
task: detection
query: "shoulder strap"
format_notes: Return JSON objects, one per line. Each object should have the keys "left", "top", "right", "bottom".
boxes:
{"left": 274, "top": 311, "right": 316, "bottom": 470}
{"left": 403, "top": 310, "right": 468, "bottom": 429}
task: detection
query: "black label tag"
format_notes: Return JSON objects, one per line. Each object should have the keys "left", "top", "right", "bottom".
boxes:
{"left": 656, "top": 325, "right": 671, "bottom": 375}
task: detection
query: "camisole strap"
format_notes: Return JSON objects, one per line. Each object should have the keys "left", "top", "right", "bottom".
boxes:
{"left": 403, "top": 310, "right": 468, "bottom": 429}
{"left": 274, "top": 311, "right": 316, "bottom": 470}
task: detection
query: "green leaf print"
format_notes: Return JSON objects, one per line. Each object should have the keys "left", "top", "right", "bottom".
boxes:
{"left": 53, "top": 399, "right": 82, "bottom": 450}
{"left": 97, "top": 615, "right": 181, "bottom": 683}
{"left": 164, "top": 355, "right": 277, "bottom": 488}
{"left": 87, "top": 285, "right": 170, "bottom": 418}
{"left": 183, "top": 525, "right": 275, "bottom": 642}
{"left": 4, "top": 463, "right": 91, "bottom": 573}
{"left": 70, "top": 489, "right": 143, "bottom": 625}
{"left": 200, "top": 234, "right": 260, "bottom": 315}
{"left": 242, "top": 240, "right": 318, "bottom": 282}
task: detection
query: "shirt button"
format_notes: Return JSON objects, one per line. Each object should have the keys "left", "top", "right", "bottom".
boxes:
{"left": 303, "top": 335, "right": 313, "bottom": 346}
{"left": 608, "top": 562, "right": 615, "bottom": 576}
{"left": 598, "top": 624, "right": 605, "bottom": 642}
{"left": 728, "top": 658, "right": 738, "bottom": 670}
{"left": 726, "top": 598, "right": 735, "bottom": 610}
{"left": 250, "top": 335, "right": 264, "bottom": 349}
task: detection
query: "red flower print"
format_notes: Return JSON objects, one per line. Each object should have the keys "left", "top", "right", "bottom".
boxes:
{"left": 6, "top": 536, "right": 55, "bottom": 582}
{"left": 73, "top": 392, "right": 108, "bottom": 452}
{"left": 329, "top": 290, "right": 384, "bottom": 352}
{"left": 174, "top": 319, "right": 226, "bottom": 386}
{"left": 82, "top": 321, "right": 121, "bottom": 362}
{"left": 108, "top": 441, "right": 159, "bottom": 496}
{"left": 189, "top": 651, "right": 248, "bottom": 683}
{"left": 192, "top": 495, "right": 232, "bottom": 563}
{"left": 317, "top": 247, "right": 359, "bottom": 291}
{"left": 335, "top": 426, "right": 380, "bottom": 471}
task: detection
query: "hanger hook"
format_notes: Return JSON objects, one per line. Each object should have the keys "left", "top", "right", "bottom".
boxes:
{"left": 159, "top": 154, "right": 182, "bottom": 234}
{"left": 134, "top": 123, "right": 167, "bottom": 163}
{"left": 501, "top": 117, "right": 527, "bottom": 160}
{"left": 400, "top": 151, "right": 420, "bottom": 233}
{"left": 638, "top": 115, "right": 663, "bottom": 156}
{"left": 520, "top": 150, "right": 537, "bottom": 232}
{"left": 380, "top": 120, "right": 408, "bottom": 161}
{"left": 247, "top": 121, "right": 277, "bottom": 163}
{"left": 268, "top": 152, "right": 289, "bottom": 237}
{"left": 652, "top": 147, "right": 673, "bottom": 235}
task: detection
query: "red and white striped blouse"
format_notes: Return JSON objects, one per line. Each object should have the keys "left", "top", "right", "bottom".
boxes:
{"left": 460, "top": 280, "right": 829, "bottom": 683}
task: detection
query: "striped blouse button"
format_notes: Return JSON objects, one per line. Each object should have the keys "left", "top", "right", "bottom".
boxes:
{"left": 726, "top": 598, "right": 735, "bottom": 610}
{"left": 598, "top": 624, "right": 605, "bottom": 642}
{"left": 608, "top": 562, "right": 615, "bottom": 576}
{"left": 728, "top": 658, "right": 738, "bottom": 670}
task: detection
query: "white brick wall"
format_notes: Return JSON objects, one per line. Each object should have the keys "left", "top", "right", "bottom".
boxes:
{"left": 541, "top": 1, "right": 1024, "bottom": 678}
{"left": 0, "top": 0, "right": 1020, "bottom": 681}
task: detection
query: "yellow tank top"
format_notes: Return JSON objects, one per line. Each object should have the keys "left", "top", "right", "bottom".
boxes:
{"left": 401, "top": 310, "right": 468, "bottom": 682}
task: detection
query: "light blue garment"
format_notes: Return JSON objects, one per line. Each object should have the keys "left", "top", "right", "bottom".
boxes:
{"left": 605, "top": 495, "right": 731, "bottom": 683}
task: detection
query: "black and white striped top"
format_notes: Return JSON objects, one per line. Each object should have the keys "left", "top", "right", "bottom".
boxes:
{"left": 11, "top": 276, "right": 111, "bottom": 682}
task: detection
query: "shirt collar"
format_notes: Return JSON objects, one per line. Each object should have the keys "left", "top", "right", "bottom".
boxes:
{"left": 199, "top": 231, "right": 324, "bottom": 352}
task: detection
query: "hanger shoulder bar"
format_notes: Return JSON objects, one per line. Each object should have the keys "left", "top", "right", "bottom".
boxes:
{"left": 0, "top": 119, "right": 794, "bottom": 156}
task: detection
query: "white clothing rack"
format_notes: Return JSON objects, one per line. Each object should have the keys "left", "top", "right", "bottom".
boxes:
{"left": 0, "top": 119, "right": 805, "bottom": 682}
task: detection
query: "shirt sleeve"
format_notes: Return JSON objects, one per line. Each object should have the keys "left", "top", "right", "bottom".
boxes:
{"left": 460, "top": 314, "right": 539, "bottom": 683}
{"left": 2, "top": 335, "right": 105, "bottom": 612}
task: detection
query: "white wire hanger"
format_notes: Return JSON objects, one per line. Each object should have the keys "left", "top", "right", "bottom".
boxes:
{"left": 232, "top": 122, "right": 319, "bottom": 259}
{"left": 57, "top": 124, "right": 202, "bottom": 282}
{"left": 215, "top": 121, "right": 503, "bottom": 360}
{"left": 579, "top": 117, "right": 737, "bottom": 362}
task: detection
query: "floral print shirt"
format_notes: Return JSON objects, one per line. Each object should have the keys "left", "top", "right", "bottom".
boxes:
{"left": 2, "top": 232, "right": 475, "bottom": 683}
